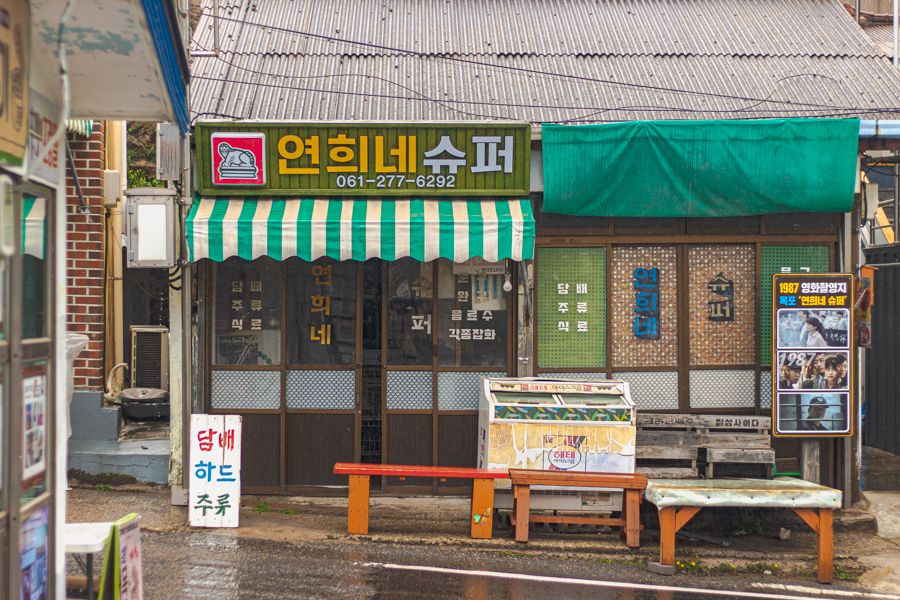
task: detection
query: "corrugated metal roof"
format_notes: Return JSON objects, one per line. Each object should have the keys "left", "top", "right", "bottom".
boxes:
{"left": 194, "top": 0, "right": 881, "bottom": 58}
{"left": 192, "top": 53, "right": 900, "bottom": 122}
{"left": 861, "top": 24, "right": 895, "bottom": 57}
{"left": 190, "top": 0, "right": 900, "bottom": 123}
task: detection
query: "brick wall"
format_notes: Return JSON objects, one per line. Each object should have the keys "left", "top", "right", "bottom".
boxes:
{"left": 66, "top": 124, "right": 107, "bottom": 391}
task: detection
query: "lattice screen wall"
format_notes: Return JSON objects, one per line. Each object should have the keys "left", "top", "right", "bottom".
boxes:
{"left": 611, "top": 246, "right": 678, "bottom": 367}
{"left": 760, "top": 246, "right": 830, "bottom": 366}
{"left": 688, "top": 245, "right": 756, "bottom": 365}
{"left": 536, "top": 248, "right": 607, "bottom": 368}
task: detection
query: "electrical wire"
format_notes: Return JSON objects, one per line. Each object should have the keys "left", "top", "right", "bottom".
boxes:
{"left": 189, "top": 11, "right": 897, "bottom": 114}
{"left": 192, "top": 44, "right": 874, "bottom": 121}
{"left": 190, "top": 74, "right": 900, "bottom": 123}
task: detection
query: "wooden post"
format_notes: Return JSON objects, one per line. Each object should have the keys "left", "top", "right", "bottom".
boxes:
{"left": 625, "top": 490, "right": 641, "bottom": 548}
{"left": 347, "top": 474, "right": 370, "bottom": 535}
{"left": 470, "top": 478, "right": 495, "bottom": 539}
{"left": 659, "top": 506, "right": 677, "bottom": 565}
{"left": 513, "top": 484, "right": 531, "bottom": 543}
{"left": 801, "top": 439, "right": 821, "bottom": 484}
{"left": 818, "top": 508, "right": 834, "bottom": 584}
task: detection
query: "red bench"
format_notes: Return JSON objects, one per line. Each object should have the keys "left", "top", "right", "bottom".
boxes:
{"left": 333, "top": 463, "right": 509, "bottom": 539}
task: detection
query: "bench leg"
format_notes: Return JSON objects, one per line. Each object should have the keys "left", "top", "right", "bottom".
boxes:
{"left": 625, "top": 490, "right": 641, "bottom": 548}
{"left": 817, "top": 508, "right": 833, "bottom": 584}
{"left": 659, "top": 506, "right": 676, "bottom": 566}
{"left": 470, "top": 478, "right": 495, "bottom": 539}
{"left": 348, "top": 474, "right": 370, "bottom": 535}
{"left": 513, "top": 484, "right": 531, "bottom": 543}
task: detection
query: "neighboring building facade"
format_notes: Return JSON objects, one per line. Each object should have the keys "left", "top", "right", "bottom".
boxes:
{"left": 0, "top": 0, "right": 188, "bottom": 597}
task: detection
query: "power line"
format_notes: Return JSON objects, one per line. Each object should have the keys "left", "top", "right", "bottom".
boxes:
{"left": 191, "top": 74, "right": 900, "bottom": 122}
{"left": 193, "top": 45, "right": 881, "bottom": 120}
{"left": 189, "top": 11, "right": 889, "bottom": 113}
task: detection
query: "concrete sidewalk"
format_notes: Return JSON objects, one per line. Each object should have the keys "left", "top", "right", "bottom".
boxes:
{"left": 66, "top": 484, "right": 900, "bottom": 595}
{"left": 857, "top": 446, "right": 900, "bottom": 595}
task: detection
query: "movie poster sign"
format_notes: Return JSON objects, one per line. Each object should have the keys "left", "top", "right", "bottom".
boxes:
{"left": 772, "top": 273, "right": 853, "bottom": 437}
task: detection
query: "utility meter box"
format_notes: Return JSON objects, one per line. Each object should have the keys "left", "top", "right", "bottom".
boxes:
{"left": 125, "top": 188, "right": 177, "bottom": 268}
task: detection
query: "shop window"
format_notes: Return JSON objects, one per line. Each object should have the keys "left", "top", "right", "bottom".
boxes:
{"left": 21, "top": 197, "right": 48, "bottom": 340}
{"left": 688, "top": 245, "right": 756, "bottom": 365}
{"left": 610, "top": 246, "right": 678, "bottom": 367}
{"left": 759, "top": 246, "right": 830, "bottom": 366}
{"left": 535, "top": 248, "right": 606, "bottom": 369}
{"left": 286, "top": 257, "right": 356, "bottom": 366}
{"left": 213, "top": 257, "right": 282, "bottom": 366}
{"left": 386, "top": 258, "right": 433, "bottom": 367}
{"left": 437, "top": 259, "right": 508, "bottom": 367}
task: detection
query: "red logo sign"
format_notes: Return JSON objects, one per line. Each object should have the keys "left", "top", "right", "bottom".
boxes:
{"left": 211, "top": 132, "right": 266, "bottom": 186}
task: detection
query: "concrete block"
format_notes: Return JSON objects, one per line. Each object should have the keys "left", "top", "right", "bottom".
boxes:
{"left": 647, "top": 562, "right": 675, "bottom": 576}
{"left": 67, "top": 439, "right": 169, "bottom": 483}
{"left": 69, "top": 391, "right": 120, "bottom": 441}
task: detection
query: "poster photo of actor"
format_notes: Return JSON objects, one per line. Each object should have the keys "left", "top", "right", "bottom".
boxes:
{"left": 776, "top": 393, "right": 850, "bottom": 434}
{"left": 778, "top": 352, "right": 851, "bottom": 391}
{"left": 776, "top": 309, "right": 850, "bottom": 349}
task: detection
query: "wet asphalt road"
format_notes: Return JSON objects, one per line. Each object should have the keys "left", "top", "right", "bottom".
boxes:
{"left": 127, "top": 531, "right": 837, "bottom": 600}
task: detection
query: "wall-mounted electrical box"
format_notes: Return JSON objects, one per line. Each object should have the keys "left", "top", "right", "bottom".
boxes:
{"left": 103, "top": 170, "right": 121, "bottom": 207}
{"left": 156, "top": 123, "right": 182, "bottom": 181}
{"left": 125, "top": 187, "right": 177, "bottom": 268}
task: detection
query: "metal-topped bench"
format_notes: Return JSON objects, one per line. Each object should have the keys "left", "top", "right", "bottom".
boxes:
{"left": 644, "top": 477, "right": 842, "bottom": 583}
{"left": 508, "top": 469, "right": 649, "bottom": 547}
{"left": 333, "top": 463, "right": 509, "bottom": 539}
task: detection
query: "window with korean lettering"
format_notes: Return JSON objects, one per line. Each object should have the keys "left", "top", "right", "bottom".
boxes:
{"left": 438, "top": 259, "right": 508, "bottom": 367}
{"left": 535, "top": 248, "right": 606, "bottom": 368}
{"left": 610, "top": 246, "right": 677, "bottom": 367}
{"left": 387, "top": 258, "right": 433, "bottom": 367}
{"left": 688, "top": 245, "right": 756, "bottom": 365}
{"left": 213, "top": 258, "right": 282, "bottom": 365}
{"left": 286, "top": 257, "right": 357, "bottom": 366}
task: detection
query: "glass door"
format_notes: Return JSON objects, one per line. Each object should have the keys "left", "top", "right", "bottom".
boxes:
{"left": 284, "top": 257, "right": 361, "bottom": 491}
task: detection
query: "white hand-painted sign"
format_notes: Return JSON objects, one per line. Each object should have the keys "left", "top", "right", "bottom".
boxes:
{"left": 189, "top": 414, "right": 242, "bottom": 528}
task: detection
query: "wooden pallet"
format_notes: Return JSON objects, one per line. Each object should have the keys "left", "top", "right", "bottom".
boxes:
{"left": 636, "top": 414, "right": 774, "bottom": 479}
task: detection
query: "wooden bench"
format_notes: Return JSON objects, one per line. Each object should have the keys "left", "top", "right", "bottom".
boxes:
{"left": 333, "top": 463, "right": 509, "bottom": 539}
{"left": 645, "top": 477, "right": 841, "bottom": 584}
{"left": 636, "top": 414, "right": 774, "bottom": 479}
{"left": 508, "top": 469, "right": 649, "bottom": 548}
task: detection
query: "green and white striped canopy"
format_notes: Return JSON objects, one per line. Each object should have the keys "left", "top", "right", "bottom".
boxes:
{"left": 23, "top": 197, "right": 46, "bottom": 260}
{"left": 186, "top": 197, "right": 535, "bottom": 263}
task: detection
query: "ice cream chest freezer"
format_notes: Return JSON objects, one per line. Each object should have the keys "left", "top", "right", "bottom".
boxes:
{"left": 477, "top": 377, "right": 636, "bottom": 512}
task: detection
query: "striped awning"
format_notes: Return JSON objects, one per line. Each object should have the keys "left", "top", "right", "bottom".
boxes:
{"left": 23, "top": 197, "right": 46, "bottom": 260}
{"left": 186, "top": 197, "right": 535, "bottom": 263}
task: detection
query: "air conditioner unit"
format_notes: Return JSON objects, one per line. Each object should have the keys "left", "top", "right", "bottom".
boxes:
{"left": 131, "top": 326, "right": 170, "bottom": 391}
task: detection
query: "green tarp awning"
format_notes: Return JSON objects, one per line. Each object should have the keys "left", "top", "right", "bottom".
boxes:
{"left": 542, "top": 119, "right": 859, "bottom": 218}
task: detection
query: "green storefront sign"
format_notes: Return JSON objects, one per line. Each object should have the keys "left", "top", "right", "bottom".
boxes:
{"left": 196, "top": 121, "right": 531, "bottom": 196}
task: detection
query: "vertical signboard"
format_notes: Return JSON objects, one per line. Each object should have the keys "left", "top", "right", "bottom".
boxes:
{"left": 98, "top": 513, "right": 143, "bottom": 600}
{"left": 0, "top": 0, "right": 29, "bottom": 165}
{"left": 772, "top": 273, "right": 853, "bottom": 437}
{"left": 190, "top": 414, "right": 242, "bottom": 528}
